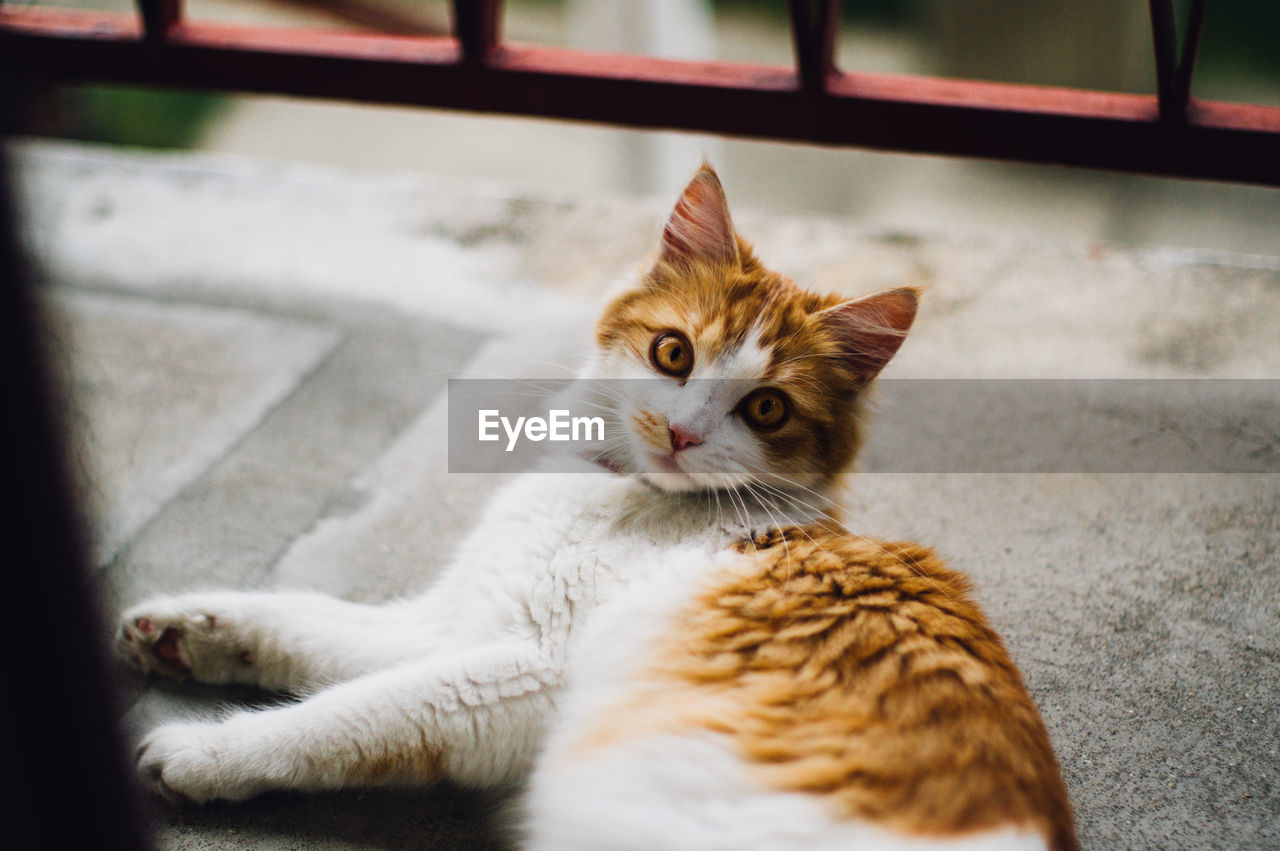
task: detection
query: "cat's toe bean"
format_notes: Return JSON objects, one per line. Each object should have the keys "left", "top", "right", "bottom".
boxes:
{"left": 153, "top": 626, "right": 192, "bottom": 676}
{"left": 117, "top": 620, "right": 160, "bottom": 672}
{"left": 118, "top": 618, "right": 192, "bottom": 679}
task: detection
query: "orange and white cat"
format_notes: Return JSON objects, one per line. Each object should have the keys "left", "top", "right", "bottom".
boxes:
{"left": 120, "top": 165, "right": 1075, "bottom": 850}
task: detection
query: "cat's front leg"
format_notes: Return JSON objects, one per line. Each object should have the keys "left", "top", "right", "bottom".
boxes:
{"left": 136, "top": 643, "right": 559, "bottom": 803}
{"left": 118, "top": 590, "right": 438, "bottom": 692}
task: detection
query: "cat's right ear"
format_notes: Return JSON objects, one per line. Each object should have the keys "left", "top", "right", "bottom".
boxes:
{"left": 658, "top": 164, "right": 738, "bottom": 269}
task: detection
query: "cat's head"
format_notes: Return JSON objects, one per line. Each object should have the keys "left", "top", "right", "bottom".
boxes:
{"left": 585, "top": 164, "right": 917, "bottom": 493}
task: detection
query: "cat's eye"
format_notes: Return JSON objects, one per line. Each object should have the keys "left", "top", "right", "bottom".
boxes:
{"left": 738, "top": 388, "right": 789, "bottom": 430}
{"left": 651, "top": 332, "right": 693, "bottom": 378}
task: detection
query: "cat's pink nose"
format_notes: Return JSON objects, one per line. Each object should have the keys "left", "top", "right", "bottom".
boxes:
{"left": 669, "top": 426, "right": 702, "bottom": 452}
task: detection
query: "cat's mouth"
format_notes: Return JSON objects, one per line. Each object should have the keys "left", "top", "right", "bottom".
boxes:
{"left": 648, "top": 452, "right": 684, "bottom": 474}
{"left": 638, "top": 450, "right": 708, "bottom": 491}
{"left": 641, "top": 450, "right": 738, "bottom": 493}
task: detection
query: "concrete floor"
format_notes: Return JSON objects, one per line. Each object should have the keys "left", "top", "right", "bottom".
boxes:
{"left": 12, "top": 139, "right": 1280, "bottom": 849}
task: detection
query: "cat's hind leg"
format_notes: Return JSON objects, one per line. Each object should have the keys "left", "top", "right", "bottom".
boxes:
{"left": 119, "top": 590, "right": 434, "bottom": 692}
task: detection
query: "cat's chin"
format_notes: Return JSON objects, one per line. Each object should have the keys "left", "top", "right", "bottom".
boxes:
{"left": 633, "top": 450, "right": 704, "bottom": 491}
{"left": 638, "top": 470, "right": 747, "bottom": 494}
{"left": 638, "top": 472, "right": 704, "bottom": 493}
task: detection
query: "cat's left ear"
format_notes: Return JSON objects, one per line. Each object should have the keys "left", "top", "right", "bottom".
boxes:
{"left": 817, "top": 287, "right": 919, "bottom": 381}
{"left": 658, "top": 163, "right": 738, "bottom": 269}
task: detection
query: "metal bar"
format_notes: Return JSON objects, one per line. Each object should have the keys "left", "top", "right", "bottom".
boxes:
{"left": 818, "top": 0, "right": 840, "bottom": 77}
{"left": 1, "top": 8, "right": 1277, "bottom": 185}
{"left": 450, "top": 0, "right": 501, "bottom": 64}
{"left": 136, "top": 0, "right": 180, "bottom": 41}
{"left": 787, "top": 0, "right": 839, "bottom": 90}
{"left": 1175, "top": 0, "right": 1208, "bottom": 113}
{"left": 1148, "top": 0, "right": 1181, "bottom": 120}
{"left": 786, "top": 0, "right": 809, "bottom": 84}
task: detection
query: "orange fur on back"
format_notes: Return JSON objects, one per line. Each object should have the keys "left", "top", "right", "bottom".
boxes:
{"left": 592, "top": 526, "right": 1077, "bottom": 850}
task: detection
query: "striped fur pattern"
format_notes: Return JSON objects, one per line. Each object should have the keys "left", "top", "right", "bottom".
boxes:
{"left": 554, "top": 527, "right": 1074, "bottom": 850}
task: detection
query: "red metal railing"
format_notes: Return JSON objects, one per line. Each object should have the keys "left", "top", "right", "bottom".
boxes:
{"left": 1, "top": 0, "right": 1277, "bottom": 185}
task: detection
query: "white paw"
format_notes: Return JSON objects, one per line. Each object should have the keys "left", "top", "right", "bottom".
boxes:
{"left": 137, "top": 722, "right": 253, "bottom": 804}
{"left": 118, "top": 597, "right": 257, "bottom": 683}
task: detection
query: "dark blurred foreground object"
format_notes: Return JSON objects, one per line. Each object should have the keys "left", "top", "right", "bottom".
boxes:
{"left": 0, "top": 87, "right": 153, "bottom": 851}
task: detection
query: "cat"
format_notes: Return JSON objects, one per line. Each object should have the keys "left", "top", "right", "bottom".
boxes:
{"left": 118, "top": 164, "right": 1075, "bottom": 850}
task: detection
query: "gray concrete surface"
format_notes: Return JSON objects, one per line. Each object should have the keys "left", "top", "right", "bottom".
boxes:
{"left": 12, "top": 139, "right": 1280, "bottom": 849}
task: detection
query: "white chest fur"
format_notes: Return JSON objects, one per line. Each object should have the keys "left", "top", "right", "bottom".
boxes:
{"left": 433, "top": 467, "right": 820, "bottom": 666}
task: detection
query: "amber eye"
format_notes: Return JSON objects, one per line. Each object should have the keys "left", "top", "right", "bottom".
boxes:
{"left": 651, "top": 332, "right": 693, "bottom": 378}
{"left": 738, "top": 388, "right": 790, "bottom": 430}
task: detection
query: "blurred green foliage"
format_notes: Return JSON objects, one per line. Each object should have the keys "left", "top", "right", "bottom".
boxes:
{"left": 1200, "top": 0, "right": 1280, "bottom": 77}
{"left": 53, "top": 86, "right": 226, "bottom": 149}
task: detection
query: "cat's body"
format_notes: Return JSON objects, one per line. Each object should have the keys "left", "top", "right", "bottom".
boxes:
{"left": 120, "top": 166, "right": 1075, "bottom": 849}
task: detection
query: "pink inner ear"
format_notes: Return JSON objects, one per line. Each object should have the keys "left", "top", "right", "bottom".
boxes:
{"left": 660, "top": 167, "right": 737, "bottom": 268}
{"left": 821, "top": 288, "right": 919, "bottom": 380}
